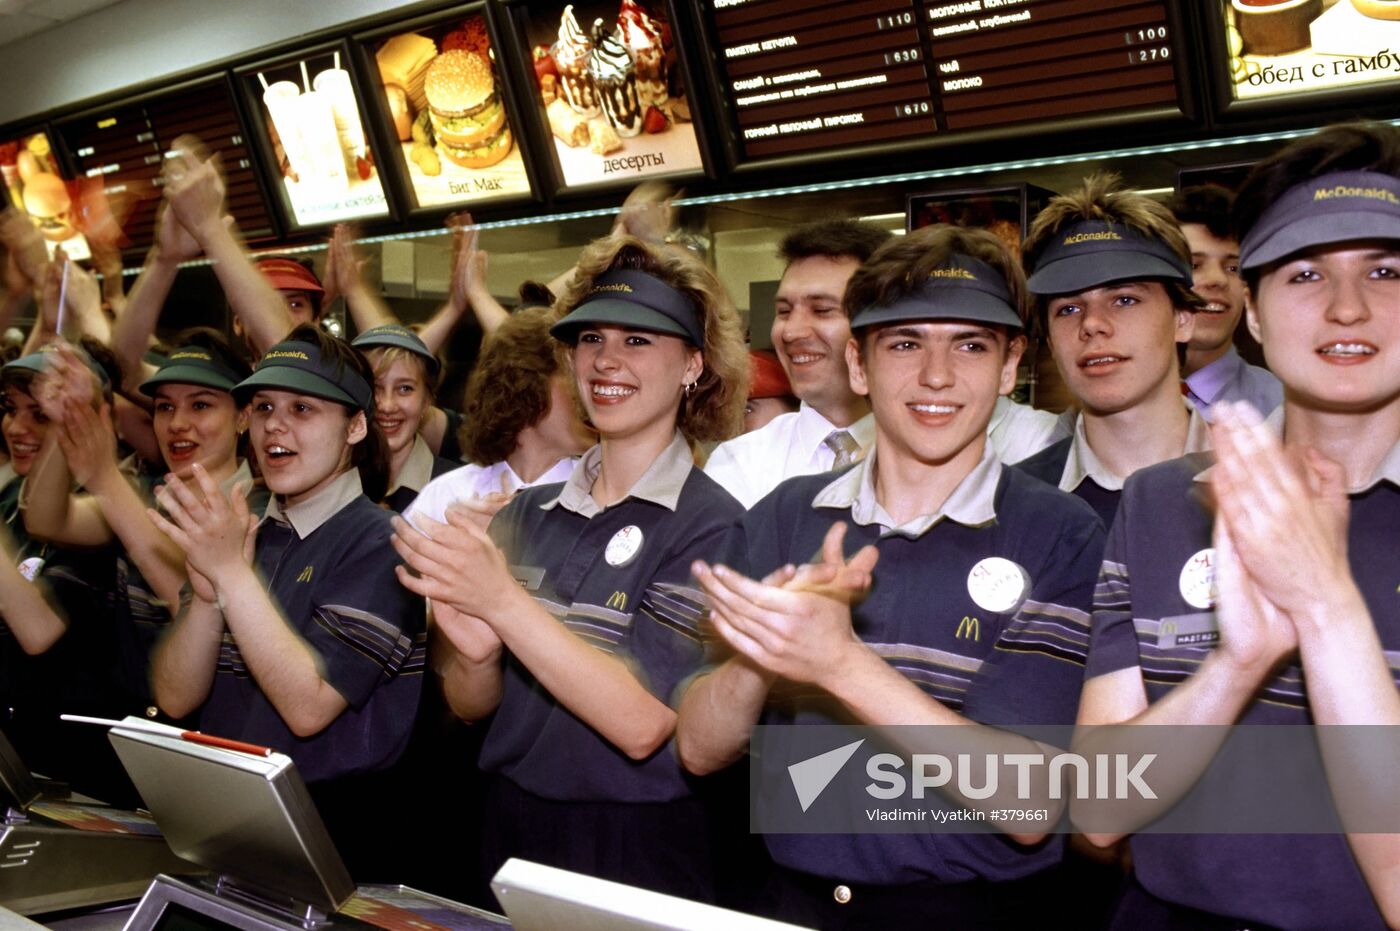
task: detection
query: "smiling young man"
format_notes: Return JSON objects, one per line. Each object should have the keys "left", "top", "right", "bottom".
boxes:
{"left": 1015, "top": 175, "right": 1210, "bottom": 526}
{"left": 703, "top": 220, "right": 890, "bottom": 508}
{"left": 1167, "top": 184, "right": 1282, "bottom": 420}
{"left": 678, "top": 226, "right": 1104, "bottom": 928}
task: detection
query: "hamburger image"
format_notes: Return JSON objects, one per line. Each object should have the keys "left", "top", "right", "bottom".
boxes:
{"left": 21, "top": 172, "right": 78, "bottom": 242}
{"left": 424, "top": 49, "right": 513, "bottom": 169}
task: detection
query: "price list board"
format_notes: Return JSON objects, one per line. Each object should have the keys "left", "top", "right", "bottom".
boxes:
{"left": 57, "top": 79, "right": 276, "bottom": 254}
{"left": 713, "top": 0, "right": 936, "bottom": 160}
{"left": 926, "top": 0, "right": 1177, "bottom": 131}
{"left": 707, "top": 0, "right": 1182, "bottom": 164}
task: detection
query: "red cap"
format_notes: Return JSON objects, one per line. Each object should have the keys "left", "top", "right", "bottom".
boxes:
{"left": 255, "top": 257, "right": 324, "bottom": 294}
{"left": 748, "top": 349, "right": 793, "bottom": 400}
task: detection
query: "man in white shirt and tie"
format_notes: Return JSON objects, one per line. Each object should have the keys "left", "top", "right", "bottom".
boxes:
{"left": 704, "top": 220, "right": 891, "bottom": 508}
{"left": 1166, "top": 184, "right": 1282, "bottom": 421}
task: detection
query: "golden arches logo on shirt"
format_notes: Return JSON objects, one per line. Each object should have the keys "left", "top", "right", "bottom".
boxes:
{"left": 297, "top": 565, "right": 314, "bottom": 583}
{"left": 955, "top": 615, "right": 980, "bottom": 641}
{"left": 606, "top": 590, "right": 628, "bottom": 611}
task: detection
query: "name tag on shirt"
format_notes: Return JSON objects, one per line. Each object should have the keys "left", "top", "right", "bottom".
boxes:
{"left": 509, "top": 565, "right": 545, "bottom": 592}
{"left": 1158, "top": 612, "right": 1220, "bottom": 649}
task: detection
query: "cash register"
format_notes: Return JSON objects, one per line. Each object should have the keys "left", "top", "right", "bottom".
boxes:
{"left": 108, "top": 718, "right": 806, "bottom": 931}
{"left": 0, "top": 729, "right": 192, "bottom": 916}
{"left": 109, "top": 718, "right": 507, "bottom": 931}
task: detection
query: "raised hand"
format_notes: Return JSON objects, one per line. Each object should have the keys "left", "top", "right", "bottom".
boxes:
{"left": 779, "top": 521, "right": 879, "bottom": 603}
{"left": 0, "top": 207, "right": 48, "bottom": 287}
{"left": 1210, "top": 401, "right": 1351, "bottom": 623}
{"left": 391, "top": 511, "right": 514, "bottom": 622}
{"left": 431, "top": 599, "right": 503, "bottom": 665}
{"left": 149, "top": 466, "right": 255, "bottom": 589}
{"left": 447, "top": 212, "right": 489, "bottom": 310}
{"left": 161, "top": 137, "right": 227, "bottom": 248}
{"left": 612, "top": 180, "right": 677, "bottom": 244}
{"left": 155, "top": 202, "right": 203, "bottom": 263}
{"left": 55, "top": 397, "right": 119, "bottom": 489}
{"left": 321, "top": 223, "right": 371, "bottom": 308}
{"left": 31, "top": 341, "right": 101, "bottom": 422}
{"left": 60, "top": 256, "right": 103, "bottom": 333}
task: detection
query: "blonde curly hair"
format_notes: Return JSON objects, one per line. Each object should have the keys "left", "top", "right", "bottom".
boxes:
{"left": 554, "top": 236, "right": 746, "bottom": 443}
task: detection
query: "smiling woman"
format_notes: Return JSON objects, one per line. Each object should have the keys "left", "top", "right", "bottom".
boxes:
{"left": 351, "top": 324, "right": 458, "bottom": 513}
{"left": 393, "top": 235, "right": 746, "bottom": 900}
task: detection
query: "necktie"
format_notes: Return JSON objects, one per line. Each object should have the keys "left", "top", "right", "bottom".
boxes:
{"left": 823, "top": 430, "right": 862, "bottom": 470}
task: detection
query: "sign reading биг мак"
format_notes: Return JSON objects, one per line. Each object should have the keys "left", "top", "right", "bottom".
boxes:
{"left": 372, "top": 14, "right": 533, "bottom": 209}
{"left": 519, "top": 0, "right": 703, "bottom": 188}
{"left": 1222, "top": 0, "right": 1400, "bottom": 100}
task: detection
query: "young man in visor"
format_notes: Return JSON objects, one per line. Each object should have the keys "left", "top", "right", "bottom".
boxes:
{"left": 1016, "top": 175, "right": 1209, "bottom": 526}
{"left": 678, "top": 225, "right": 1104, "bottom": 928}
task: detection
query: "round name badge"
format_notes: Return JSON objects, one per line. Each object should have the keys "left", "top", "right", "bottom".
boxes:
{"left": 1178, "top": 548, "right": 1216, "bottom": 610}
{"left": 967, "top": 557, "right": 1030, "bottom": 614}
{"left": 16, "top": 556, "right": 44, "bottom": 583}
{"left": 605, "top": 525, "right": 644, "bottom": 568}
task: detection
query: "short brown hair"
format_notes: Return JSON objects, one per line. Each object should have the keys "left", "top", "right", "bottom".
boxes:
{"left": 1167, "top": 184, "right": 1235, "bottom": 241}
{"left": 843, "top": 224, "right": 1028, "bottom": 332}
{"left": 1023, "top": 172, "right": 1202, "bottom": 338}
{"left": 779, "top": 220, "right": 893, "bottom": 267}
{"left": 459, "top": 306, "right": 560, "bottom": 465}
{"left": 555, "top": 236, "right": 746, "bottom": 443}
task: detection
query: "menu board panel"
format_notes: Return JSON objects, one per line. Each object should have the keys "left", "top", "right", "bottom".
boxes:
{"left": 510, "top": 0, "right": 706, "bottom": 190}
{"left": 1218, "top": 0, "right": 1400, "bottom": 102}
{"left": 928, "top": 0, "right": 1177, "bottom": 129}
{"left": 718, "top": 0, "right": 935, "bottom": 159}
{"left": 708, "top": 0, "right": 1184, "bottom": 164}
{"left": 56, "top": 79, "right": 275, "bottom": 255}
{"left": 364, "top": 8, "right": 533, "bottom": 210}
{"left": 0, "top": 129, "right": 91, "bottom": 260}
{"left": 240, "top": 46, "right": 391, "bottom": 229}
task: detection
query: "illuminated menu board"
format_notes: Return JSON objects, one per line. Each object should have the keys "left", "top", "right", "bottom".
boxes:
{"left": 717, "top": 0, "right": 935, "bottom": 160}
{"left": 363, "top": 8, "right": 534, "bottom": 211}
{"left": 1217, "top": 0, "right": 1400, "bottom": 102}
{"left": 926, "top": 0, "right": 1178, "bottom": 130}
{"left": 240, "top": 46, "right": 391, "bottom": 229}
{"left": 0, "top": 129, "right": 91, "bottom": 260}
{"left": 56, "top": 80, "right": 274, "bottom": 255}
{"left": 509, "top": 0, "right": 707, "bottom": 190}
{"left": 710, "top": 0, "right": 1184, "bottom": 163}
